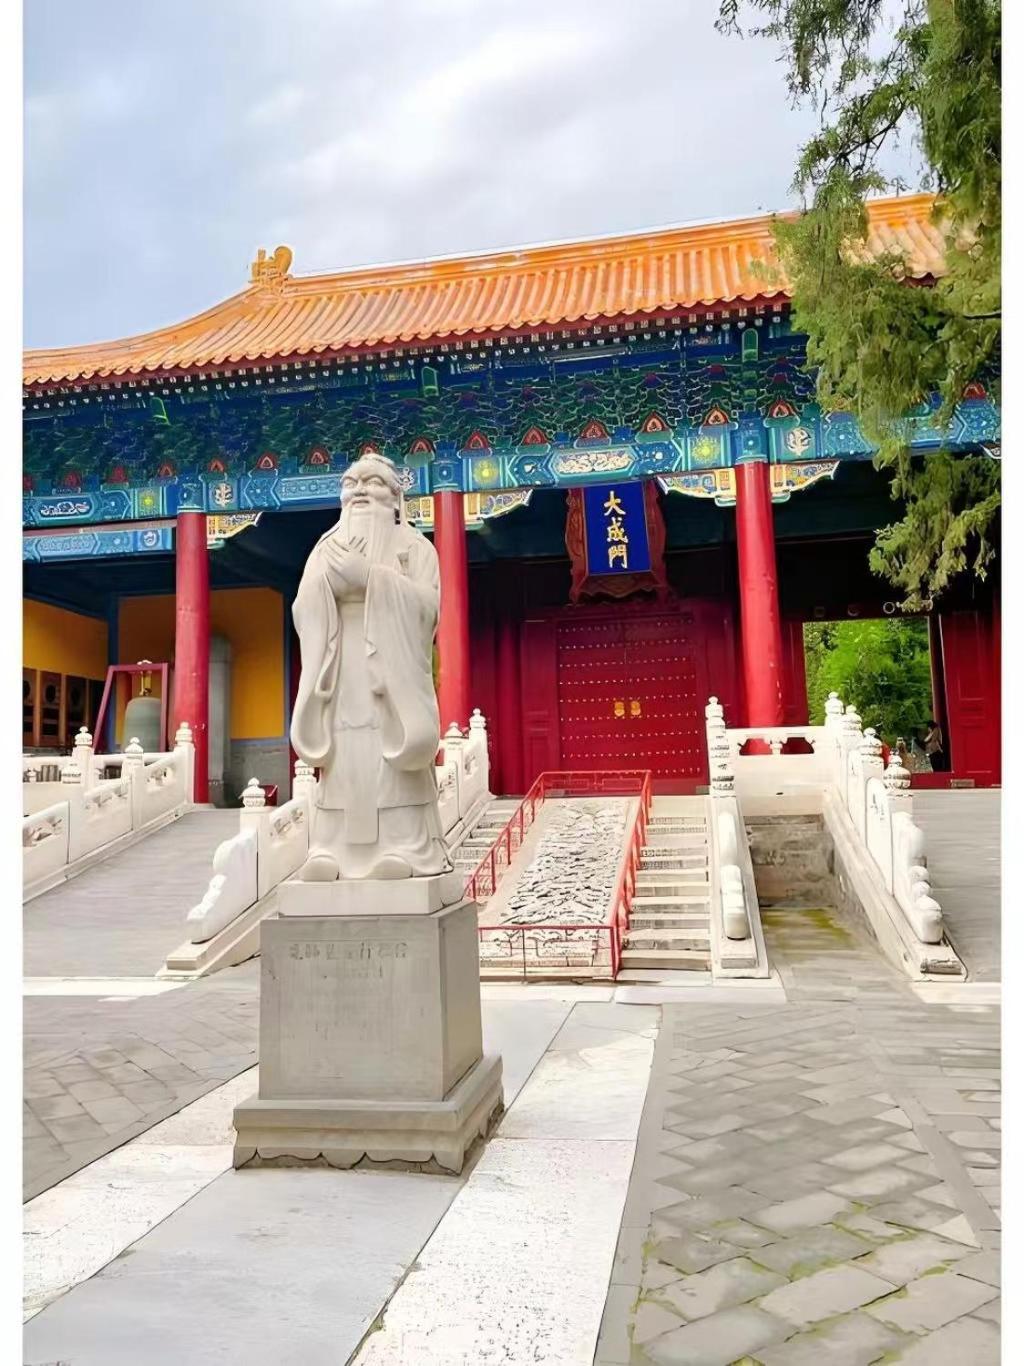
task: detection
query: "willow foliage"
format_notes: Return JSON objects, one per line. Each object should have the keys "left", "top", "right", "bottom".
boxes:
{"left": 717, "top": 0, "right": 1001, "bottom": 606}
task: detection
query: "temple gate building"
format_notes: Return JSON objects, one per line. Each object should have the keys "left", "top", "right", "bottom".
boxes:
{"left": 22, "top": 194, "right": 1001, "bottom": 802}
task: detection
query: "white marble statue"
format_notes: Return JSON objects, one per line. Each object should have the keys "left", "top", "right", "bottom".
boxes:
{"left": 290, "top": 454, "right": 451, "bottom": 880}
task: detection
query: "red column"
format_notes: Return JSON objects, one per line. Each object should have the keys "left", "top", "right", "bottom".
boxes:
{"left": 496, "top": 614, "right": 523, "bottom": 795}
{"left": 174, "top": 512, "right": 209, "bottom": 802}
{"left": 434, "top": 490, "right": 471, "bottom": 731}
{"left": 735, "top": 460, "right": 785, "bottom": 727}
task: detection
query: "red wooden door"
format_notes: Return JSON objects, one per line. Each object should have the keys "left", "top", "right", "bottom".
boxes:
{"left": 556, "top": 613, "right": 705, "bottom": 784}
{"left": 623, "top": 616, "right": 704, "bottom": 782}
{"left": 557, "top": 617, "right": 627, "bottom": 771}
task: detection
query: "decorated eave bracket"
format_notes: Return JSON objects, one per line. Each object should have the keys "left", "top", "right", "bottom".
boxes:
{"left": 21, "top": 394, "right": 999, "bottom": 541}
{"left": 659, "top": 461, "right": 842, "bottom": 507}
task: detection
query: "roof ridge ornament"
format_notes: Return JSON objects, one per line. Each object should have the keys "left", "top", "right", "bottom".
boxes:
{"left": 249, "top": 245, "right": 294, "bottom": 293}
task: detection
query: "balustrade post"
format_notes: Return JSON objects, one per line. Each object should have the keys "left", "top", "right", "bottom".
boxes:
{"left": 72, "top": 727, "right": 95, "bottom": 790}
{"left": 60, "top": 756, "right": 83, "bottom": 787}
{"left": 824, "top": 691, "right": 845, "bottom": 730}
{"left": 173, "top": 721, "right": 196, "bottom": 803}
{"left": 705, "top": 696, "right": 735, "bottom": 798}
{"left": 292, "top": 757, "right": 317, "bottom": 811}
{"left": 123, "top": 737, "right": 145, "bottom": 828}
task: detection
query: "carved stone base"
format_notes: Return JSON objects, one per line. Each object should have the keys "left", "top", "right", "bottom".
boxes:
{"left": 232, "top": 1053, "right": 503, "bottom": 1174}
{"left": 233, "top": 901, "right": 502, "bottom": 1173}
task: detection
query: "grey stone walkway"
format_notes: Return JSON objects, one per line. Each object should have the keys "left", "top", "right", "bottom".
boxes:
{"left": 24, "top": 966, "right": 258, "bottom": 1200}
{"left": 23, "top": 808, "right": 256, "bottom": 1200}
{"left": 598, "top": 905, "right": 1000, "bottom": 1364}
{"left": 913, "top": 790, "right": 1000, "bottom": 982}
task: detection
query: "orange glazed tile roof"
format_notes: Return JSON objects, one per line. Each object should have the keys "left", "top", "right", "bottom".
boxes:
{"left": 24, "top": 193, "right": 945, "bottom": 387}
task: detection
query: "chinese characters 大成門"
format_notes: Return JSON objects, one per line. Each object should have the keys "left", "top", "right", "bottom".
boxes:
{"left": 603, "top": 489, "right": 629, "bottom": 569}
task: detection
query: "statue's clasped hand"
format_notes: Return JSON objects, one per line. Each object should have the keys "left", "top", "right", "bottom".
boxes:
{"left": 324, "top": 536, "right": 370, "bottom": 592}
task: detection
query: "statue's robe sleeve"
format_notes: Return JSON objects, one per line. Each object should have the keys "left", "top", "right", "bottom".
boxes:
{"left": 365, "top": 535, "right": 441, "bottom": 774}
{"left": 289, "top": 538, "right": 338, "bottom": 767}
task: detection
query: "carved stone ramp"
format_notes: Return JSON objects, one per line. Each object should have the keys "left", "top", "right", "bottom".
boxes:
{"left": 823, "top": 790, "right": 965, "bottom": 981}
{"left": 160, "top": 888, "right": 279, "bottom": 980}
{"left": 24, "top": 809, "right": 240, "bottom": 980}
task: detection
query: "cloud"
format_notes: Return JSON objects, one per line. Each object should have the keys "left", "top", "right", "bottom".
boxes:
{"left": 23, "top": 0, "right": 923, "bottom": 347}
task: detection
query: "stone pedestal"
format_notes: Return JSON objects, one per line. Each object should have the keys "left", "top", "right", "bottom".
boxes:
{"left": 233, "top": 888, "right": 502, "bottom": 1174}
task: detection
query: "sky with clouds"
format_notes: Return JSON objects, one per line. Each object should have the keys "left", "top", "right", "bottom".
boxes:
{"left": 23, "top": 0, "right": 921, "bottom": 349}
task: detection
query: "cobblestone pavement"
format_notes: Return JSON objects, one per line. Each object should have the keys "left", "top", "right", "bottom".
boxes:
{"left": 23, "top": 809, "right": 258, "bottom": 1200}
{"left": 598, "top": 906, "right": 1000, "bottom": 1365}
{"left": 24, "top": 965, "right": 257, "bottom": 1200}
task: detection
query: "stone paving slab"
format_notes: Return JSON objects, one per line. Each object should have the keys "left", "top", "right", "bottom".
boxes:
{"left": 596, "top": 903, "right": 1000, "bottom": 1365}
{"left": 24, "top": 965, "right": 258, "bottom": 1199}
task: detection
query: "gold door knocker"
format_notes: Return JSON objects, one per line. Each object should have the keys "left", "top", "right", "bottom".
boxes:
{"left": 613, "top": 700, "right": 626, "bottom": 719}
{"left": 630, "top": 699, "right": 642, "bottom": 718}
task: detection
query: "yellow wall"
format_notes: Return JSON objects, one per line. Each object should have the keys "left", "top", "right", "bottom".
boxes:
{"left": 118, "top": 588, "right": 285, "bottom": 740}
{"left": 24, "top": 600, "right": 108, "bottom": 679}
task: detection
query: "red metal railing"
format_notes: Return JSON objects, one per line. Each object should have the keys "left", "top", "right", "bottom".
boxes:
{"left": 469, "top": 769, "right": 653, "bottom": 979}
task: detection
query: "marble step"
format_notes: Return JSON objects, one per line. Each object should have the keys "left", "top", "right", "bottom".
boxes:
{"left": 638, "top": 857, "right": 709, "bottom": 868}
{"left": 644, "top": 830, "right": 709, "bottom": 841}
{"left": 634, "top": 872, "right": 709, "bottom": 887}
{"left": 625, "top": 927, "right": 711, "bottom": 950}
{"left": 640, "top": 856, "right": 707, "bottom": 871}
{"left": 619, "top": 948, "right": 710, "bottom": 971}
{"left": 629, "top": 912, "right": 710, "bottom": 930}
{"left": 632, "top": 894, "right": 711, "bottom": 912}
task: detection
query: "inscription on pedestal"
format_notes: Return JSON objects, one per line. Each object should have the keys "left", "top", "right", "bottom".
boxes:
{"left": 287, "top": 938, "right": 408, "bottom": 976}
{"left": 259, "top": 907, "right": 482, "bottom": 1105}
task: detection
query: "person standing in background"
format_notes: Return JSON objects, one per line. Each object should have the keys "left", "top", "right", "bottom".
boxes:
{"left": 923, "top": 719, "right": 948, "bottom": 772}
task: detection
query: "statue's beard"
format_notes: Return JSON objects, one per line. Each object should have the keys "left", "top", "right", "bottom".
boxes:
{"left": 338, "top": 501, "right": 398, "bottom": 566}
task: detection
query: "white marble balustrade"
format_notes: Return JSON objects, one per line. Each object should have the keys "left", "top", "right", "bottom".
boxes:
{"left": 22, "top": 725, "right": 196, "bottom": 898}
{"left": 704, "top": 692, "right": 945, "bottom": 946}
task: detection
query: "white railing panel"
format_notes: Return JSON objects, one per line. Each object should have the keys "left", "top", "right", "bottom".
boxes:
{"left": 892, "top": 813, "right": 944, "bottom": 943}
{"left": 436, "top": 760, "right": 459, "bottom": 837}
{"left": 186, "top": 829, "right": 258, "bottom": 943}
{"left": 23, "top": 802, "right": 70, "bottom": 890}
{"left": 864, "top": 777, "right": 895, "bottom": 894}
{"left": 131, "top": 750, "right": 188, "bottom": 829}
{"left": 69, "top": 779, "right": 132, "bottom": 863}
{"left": 257, "top": 797, "right": 309, "bottom": 899}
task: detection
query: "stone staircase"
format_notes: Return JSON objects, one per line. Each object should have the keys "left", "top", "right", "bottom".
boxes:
{"left": 450, "top": 798, "right": 522, "bottom": 884}
{"left": 620, "top": 797, "right": 711, "bottom": 973}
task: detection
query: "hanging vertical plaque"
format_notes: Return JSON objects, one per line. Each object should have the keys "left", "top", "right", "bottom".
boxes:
{"left": 565, "top": 479, "right": 668, "bottom": 602}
